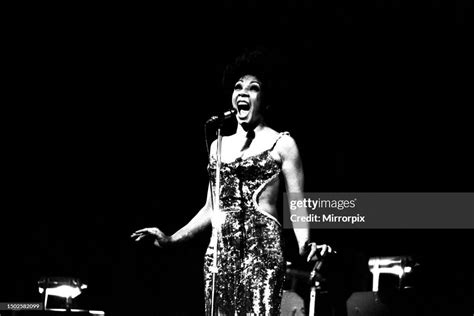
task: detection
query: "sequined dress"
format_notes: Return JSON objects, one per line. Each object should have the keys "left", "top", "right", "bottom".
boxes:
{"left": 204, "top": 132, "right": 289, "bottom": 315}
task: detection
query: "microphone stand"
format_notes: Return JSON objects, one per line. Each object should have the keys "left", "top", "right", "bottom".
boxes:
{"left": 309, "top": 260, "right": 323, "bottom": 316}
{"left": 210, "top": 121, "right": 223, "bottom": 316}
{"left": 308, "top": 250, "right": 335, "bottom": 316}
{"left": 205, "top": 110, "right": 235, "bottom": 315}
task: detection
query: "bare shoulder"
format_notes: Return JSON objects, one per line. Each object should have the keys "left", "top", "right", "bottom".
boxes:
{"left": 261, "top": 126, "right": 281, "bottom": 142}
{"left": 209, "top": 135, "right": 233, "bottom": 158}
{"left": 277, "top": 133, "right": 297, "bottom": 149}
{"left": 209, "top": 138, "right": 218, "bottom": 158}
{"left": 273, "top": 132, "right": 300, "bottom": 161}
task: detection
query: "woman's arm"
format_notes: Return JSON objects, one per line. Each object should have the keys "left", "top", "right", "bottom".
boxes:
{"left": 277, "top": 134, "right": 332, "bottom": 261}
{"left": 277, "top": 135, "right": 310, "bottom": 255}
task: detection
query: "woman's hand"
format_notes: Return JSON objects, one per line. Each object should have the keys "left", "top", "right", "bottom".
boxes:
{"left": 131, "top": 227, "right": 171, "bottom": 248}
{"left": 302, "top": 242, "right": 334, "bottom": 262}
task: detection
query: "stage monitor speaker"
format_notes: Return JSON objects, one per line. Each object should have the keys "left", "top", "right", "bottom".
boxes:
{"left": 347, "top": 291, "right": 419, "bottom": 316}
{"left": 347, "top": 291, "right": 391, "bottom": 316}
{"left": 280, "top": 290, "right": 305, "bottom": 316}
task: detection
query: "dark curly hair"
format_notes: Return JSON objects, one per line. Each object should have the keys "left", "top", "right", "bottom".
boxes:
{"left": 222, "top": 49, "right": 275, "bottom": 114}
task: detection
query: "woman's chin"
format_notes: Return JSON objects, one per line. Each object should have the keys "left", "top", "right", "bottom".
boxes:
{"left": 237, "top": 116, "right": 250, "bottom": 125}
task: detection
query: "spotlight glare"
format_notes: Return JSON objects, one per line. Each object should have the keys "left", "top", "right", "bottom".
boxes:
{"left": 46, "top": 285, "right": 82, "bottom": 299}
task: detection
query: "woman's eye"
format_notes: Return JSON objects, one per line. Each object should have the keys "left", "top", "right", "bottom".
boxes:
{"left": 250, "top": 85, "right": 260, "bottom": 92}
{"left": 234, "top": 84, "right": 242, "bottom": 90}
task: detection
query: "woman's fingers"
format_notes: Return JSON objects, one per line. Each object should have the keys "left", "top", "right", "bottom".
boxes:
{"left": 307, "top": 243, "right": 319, "bottom": 262}
{"left": 131, "top": 232, "right": 145, "bottom": 241}
{"left": 131, "top": 232, "right": 145, "bottom": 239}
{"left": 319, "top": 244, "right": 327, "bottom": 257}
{"left": 135, "top": 234, "right": 146, "bottom": 242}
{"left": 131, "top": 228, "right": 151, "bottom": 236}
{"left": 130, "top": 227, "right": 169, "bottom": 248}
{"left": 307, "top": 244, "right": 335, "bottom": 261}
{"left": 131, "top": 228, "right": 159, "bottom": 241}
{"left": 307, "top": 246, "right": 317, "bottom": 262}
{"left": 318, "top": 244, "right": 334, "bottom": 257}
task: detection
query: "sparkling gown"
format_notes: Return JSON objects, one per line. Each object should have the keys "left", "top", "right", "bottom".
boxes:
{"left": 204, "top": 132, "right": 289, "bottom": 315}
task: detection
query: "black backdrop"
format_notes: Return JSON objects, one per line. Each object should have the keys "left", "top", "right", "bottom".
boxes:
{"left": 1, "top": 2, "right": 473, "bottom": 316}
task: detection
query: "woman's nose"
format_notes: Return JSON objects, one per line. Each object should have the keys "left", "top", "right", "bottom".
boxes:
{"left": 238, "top": 89, "right": 249, "bottom": 97}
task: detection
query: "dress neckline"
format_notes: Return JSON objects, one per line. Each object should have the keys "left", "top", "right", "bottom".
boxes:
{"left": 209, "top": 148, "right": 280, "bottom": 166}
{"left": 209, "top": 131, "right": 288, "bottom": 166}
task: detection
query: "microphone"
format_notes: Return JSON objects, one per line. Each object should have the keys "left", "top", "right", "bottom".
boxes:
{"left": 206, "top": 109, "right": 237, "bottom": 124}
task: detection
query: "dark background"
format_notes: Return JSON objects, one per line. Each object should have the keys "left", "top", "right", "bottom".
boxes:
{"left": 1, "top": 1, "right": 473, "bottom": 316}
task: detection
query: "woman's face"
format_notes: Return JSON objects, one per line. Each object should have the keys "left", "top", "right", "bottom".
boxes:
{"left": 232, "top": 75, "right": 264, "bottom": 127}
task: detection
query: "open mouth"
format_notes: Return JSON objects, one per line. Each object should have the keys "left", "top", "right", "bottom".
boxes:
{"left": 237, "top": 101, "right": 250, "bottom": 118}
